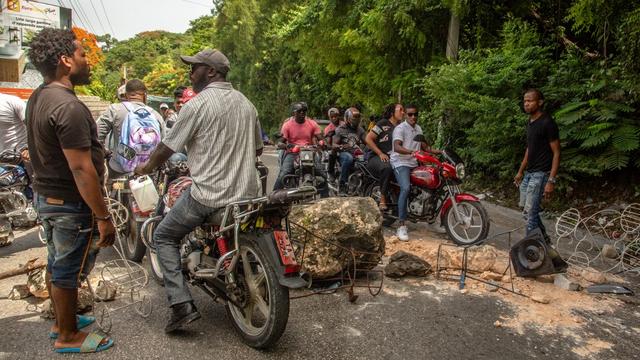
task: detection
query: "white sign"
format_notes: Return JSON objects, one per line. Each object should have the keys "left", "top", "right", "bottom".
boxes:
{"left": 1, "top": 0, "right": 62, "bottom": 45}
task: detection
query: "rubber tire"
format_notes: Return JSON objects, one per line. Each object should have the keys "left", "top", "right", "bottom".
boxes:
{"left": 147, "top": 247, "right": 164, "bottom": 286}
{"left": 443, "top": 200, "right": 490, "bottom": 246}
{"left": 122, "top": 196, "right": 146, "bottom": 262}
{"left": 225, "top": 236, "right": 290, "bottom": 349}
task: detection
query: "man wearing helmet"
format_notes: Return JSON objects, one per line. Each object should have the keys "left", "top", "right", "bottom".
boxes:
{"left": 273, "top": 102, "right": 327, "bottom": 194}
{"left": 324, "top": 107, "right": 341, "bottom": 181}
{"left": 332, "top": 107, "right": 366, "bottom": 195}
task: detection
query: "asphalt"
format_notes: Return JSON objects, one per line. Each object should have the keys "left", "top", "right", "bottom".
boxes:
{"left": 0, "top": 146, "right": 638, "bottom": 359}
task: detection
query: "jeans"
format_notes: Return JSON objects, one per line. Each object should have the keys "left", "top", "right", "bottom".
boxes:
{"left": 519, "top": 171, "right": 549, "bottom": 236}
{"left": 153, "top": 187, "right": 221, "bottom": 306}
{"left": 393, "top": 166, "right": 413, "bottom": 221}
{"left": 338, "top": 152, "right": 354, "bottom": 185}
{"left": 35, "top": 195, "right": 100, "bottom": 289}
{"left": 367, "top": 155, "right": 394, "bottom": 198}
{"left": 327, "top": 150, "right": 337, "bottom": 176}
{"left": 273, "top": 152, "right": 328, "bottom": 196}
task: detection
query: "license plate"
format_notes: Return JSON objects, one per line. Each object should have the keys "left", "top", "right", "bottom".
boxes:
{"left": 273, "top": 230, "right": 300, "bottom": 273}
{"left": 112, "top": 181, "right": 125, "bottom": 190}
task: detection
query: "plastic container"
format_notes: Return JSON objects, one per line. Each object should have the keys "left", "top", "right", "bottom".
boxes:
{"left": 129, "top": 175, "right": 159, "bottom": 212}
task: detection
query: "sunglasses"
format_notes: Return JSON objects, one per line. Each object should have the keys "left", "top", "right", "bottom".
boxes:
{"left": 407, "top": 112, "right": 419, "bottom": 118}
{"left": 190, "top": 63, "right": 208, "bottom": 74}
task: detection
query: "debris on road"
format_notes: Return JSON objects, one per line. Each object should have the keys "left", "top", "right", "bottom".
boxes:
{"left": 553, "top": 274, "right": 581, "bottom": 291}
{"left": 8, "top": 284, "right": 31, "bottom": 300}
{"left": 0, "top": 258, "right": 46, "bottom": 280}
{"left": 384, "top": 251, "right": 431, "bottom": 278}
{"left": 27, "top": 267, "right": 48, "bottom": 298}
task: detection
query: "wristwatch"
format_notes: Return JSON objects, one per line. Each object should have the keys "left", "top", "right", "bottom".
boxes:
{"left": 95, "top": 214, "right": 112, "bottom": 221}
{"left": 547, "top": 177, "right": 556, "bottom": 184}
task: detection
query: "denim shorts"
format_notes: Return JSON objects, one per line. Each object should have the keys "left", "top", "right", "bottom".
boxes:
{"left": 35, "top": 195, "right": 100, "bottom": 289}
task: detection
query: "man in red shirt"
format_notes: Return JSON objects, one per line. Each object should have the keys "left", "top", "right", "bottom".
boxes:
{"left": 273, "top": 102, "right": 327, "bottom": 194}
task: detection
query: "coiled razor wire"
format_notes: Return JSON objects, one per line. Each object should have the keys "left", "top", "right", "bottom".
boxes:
{"left": 555, "top": 203, "right": 640, "bottom": 275}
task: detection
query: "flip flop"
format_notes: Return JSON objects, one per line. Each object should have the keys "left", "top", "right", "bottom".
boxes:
{"left": 55, "top": 332, "right": 114, "bottom": 353}
{"left": 48, "top": 315, "right": 95, "bottom": 339}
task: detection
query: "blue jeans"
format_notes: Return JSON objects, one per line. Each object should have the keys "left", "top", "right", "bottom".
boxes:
{"left": 35, "top": 195, "right": 100, "bottom": 289}
{"left": 519, "top": 171, "right": 549, "bottom": 236}
{"left": 338, "top": 152, "right": 354, "bottom": 185}
{"left": 153, "top": 187, "right": 221, "bottom": 306}
{"left": 393, "top": 166, "right": 413, "bottom": 221}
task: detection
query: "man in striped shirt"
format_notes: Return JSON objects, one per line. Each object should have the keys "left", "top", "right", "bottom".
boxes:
{"left": 135, "top": 49, "right": 263, "bottom": 333}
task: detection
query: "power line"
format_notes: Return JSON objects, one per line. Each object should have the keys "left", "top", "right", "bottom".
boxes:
{"left": 59, "top": 0, "right": 90, "bottom": 31}
{"left": 98, "top": 0, "right": 117, "bottom": 38}
{"left": 180, "top": 0, "right": 212, "bottom": 8}
{"left": 69, "top": 0, "right": 97, "bottom": 33}
{"left": 88, "top": 0, "right": 107, "bottom": 34}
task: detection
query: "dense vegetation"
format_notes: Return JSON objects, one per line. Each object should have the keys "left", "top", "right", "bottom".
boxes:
{"left": 81, "top": 0, "right": 640, "bottom": 201}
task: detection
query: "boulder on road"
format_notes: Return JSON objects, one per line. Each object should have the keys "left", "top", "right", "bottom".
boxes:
{"left": 385, "top": 251, "right": 431, "bottom": 278}
{"left": 289, "top": 197, "right": 384, "bottom": 279}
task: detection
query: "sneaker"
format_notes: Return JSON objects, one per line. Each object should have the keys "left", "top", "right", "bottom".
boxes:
{"left": 397, "top": 225, "right": 409, "bottom": 241}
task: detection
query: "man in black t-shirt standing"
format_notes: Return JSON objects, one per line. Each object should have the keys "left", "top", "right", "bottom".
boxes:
{"left": 514, "top": 89, "right": 561, "bottom": 239}
{"left": 26, "top": 28, "right": 115, "bottom": 353}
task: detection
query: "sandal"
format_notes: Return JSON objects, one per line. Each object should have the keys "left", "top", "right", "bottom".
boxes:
{"left": 49, "top": 315, "right": 95, "bottom": 339}
{"left": 55, "top": 332, "right": 114, "bottom": 353}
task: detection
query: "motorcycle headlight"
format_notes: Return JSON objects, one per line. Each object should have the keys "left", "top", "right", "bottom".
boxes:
{"left": 455, "top": 163, "right": 466, "bottom": 179}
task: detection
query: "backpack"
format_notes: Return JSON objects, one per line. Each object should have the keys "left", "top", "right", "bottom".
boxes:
{"left": 115, "top": 103, "right": 162, "bottom": 173}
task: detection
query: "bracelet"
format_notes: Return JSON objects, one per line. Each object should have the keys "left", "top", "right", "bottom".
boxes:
{"left": 95, "top": 214, "right": 112, "bottom": 221}
{"left": 547, "top": 177, "right": 556, "bottom": 184}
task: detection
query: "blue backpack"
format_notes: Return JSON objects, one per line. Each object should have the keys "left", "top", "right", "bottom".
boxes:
{"left": 115, "top": 103, "right": 162, "bottom": 173}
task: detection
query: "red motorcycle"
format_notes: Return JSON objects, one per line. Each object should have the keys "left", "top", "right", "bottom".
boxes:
{"left": 377, "top": 144, "right": 490, "bottom": 246}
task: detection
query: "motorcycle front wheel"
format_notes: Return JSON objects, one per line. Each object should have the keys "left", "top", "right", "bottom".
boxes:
{"left": 122, "top": 196, "right": 146, "bottom": 262}
{"left": 225, "top": 236, "right": 289, "bottom": 349}
{"left": 443, "top": 200, "right": 490, "bottom": 246}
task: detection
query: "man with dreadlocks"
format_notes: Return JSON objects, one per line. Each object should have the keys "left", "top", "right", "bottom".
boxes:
{"left": 26, "top": 27, "right": 115, "bottom": 353}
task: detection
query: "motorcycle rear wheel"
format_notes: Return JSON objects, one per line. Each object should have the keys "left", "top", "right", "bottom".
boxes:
{"left": 225, "top": 236, "right": 289, "bottom": 349}
{"left": 147, "top": 247, "right": 165, "bottom": 286}
{"left": 443, "top": 200, "right": 490, "bottom": 246}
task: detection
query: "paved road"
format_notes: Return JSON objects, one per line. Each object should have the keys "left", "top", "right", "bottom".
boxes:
{"left": 0, "top": 147, "right": 638, "bottom": 359}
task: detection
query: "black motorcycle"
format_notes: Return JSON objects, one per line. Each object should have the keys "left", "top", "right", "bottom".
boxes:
{"left": 0, "top": 149, "right": 37, "bottom": 246}
{"left": 141, "top": 159, "right": 311, "bottom": 349}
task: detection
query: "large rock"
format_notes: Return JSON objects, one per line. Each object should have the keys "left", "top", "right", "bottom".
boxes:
{"left": 385, "top": 251, "right": 431, "bottom": 278}
{"left": 431, "top": 245, "right": 509, "bottom": 274}
{"left": 289, "top": 197, "right": 384, "bottom": 279}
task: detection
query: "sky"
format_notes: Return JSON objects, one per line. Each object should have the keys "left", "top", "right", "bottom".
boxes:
{"left": 39, "top": 0, "right": 214, "bottom": 40}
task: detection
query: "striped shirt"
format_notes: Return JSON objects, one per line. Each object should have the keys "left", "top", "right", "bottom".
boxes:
{"left": 163, "top": 82, "right": 263, "bottom": 208}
